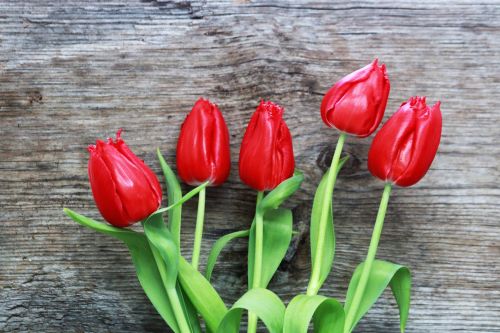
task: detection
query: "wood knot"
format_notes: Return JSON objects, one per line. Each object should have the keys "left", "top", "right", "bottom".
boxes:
{"left": 340, "top": 149, "right": 362, "bottom": 176}
{"left": 316, "top": 145, "right": 361, "bottom": 176}
{"left": 27, "top": 90, "right": 43, "bottom": 105}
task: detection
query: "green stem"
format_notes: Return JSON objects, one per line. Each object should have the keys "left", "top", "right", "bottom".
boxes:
{"left": 344, "top": 183, "right": 392, "bottom": 333}
{"left": 252, "top": 191, "right": 265, "bottom": 289}
{"left": 306, "top": 133, "right": 346, "bottom": 296}
{"left": 191, "top": 187, "right": 206, "bottom": 270}
{"left": 247, "top": 191, "right": 264, "bottom": 333}
{"left": 148, "top": 243, "right": 191, "bottom": 333}
{"left": 166, "top": 287, "right": 192, "bottom": 333}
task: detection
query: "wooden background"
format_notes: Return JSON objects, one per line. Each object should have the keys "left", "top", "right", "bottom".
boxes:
{"left": 1, "top": 1, "right": 499, "bottom": 332}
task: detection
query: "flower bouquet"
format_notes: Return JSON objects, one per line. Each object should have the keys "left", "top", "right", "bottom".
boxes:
{"left": 65, "top": 59, "right": 442, "bottom": 333}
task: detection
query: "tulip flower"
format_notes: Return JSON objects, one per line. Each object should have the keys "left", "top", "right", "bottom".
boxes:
{"left": 239, "top": 100, "right": 295, "bottom": 333}
{"left": 320, "top": 59, "right": 390, "bottom": 138}
{"left": 239, "top": 100, "right": 295, "bottom": 191}
{"left": 344, "top": 97, "right": 442, "bottom": 333}
{"left": 175, "top": 98, "right": 231, "bottom": 270}
{"left": 307, "top": 60, "right": 390, "bottom": 296}
{"left": 368, "top": 96, "right": 442, "bottom": 187}
{"left": 87, "top": 129, "right": 162, "bottom": 227}
{"left": 176, "top": 98, "right": 231, "bottom": 187}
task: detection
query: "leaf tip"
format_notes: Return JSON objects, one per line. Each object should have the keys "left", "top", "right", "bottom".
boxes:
{"left": 156, "top": 148, "right": 166, "bottom": 161}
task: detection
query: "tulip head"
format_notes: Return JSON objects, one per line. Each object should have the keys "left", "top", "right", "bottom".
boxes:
{"left": 239, "top": 100, "right": 295, "bottom": 191}
{"left": 321, "top": 59, "right": 390, "bottom": 137}
{"left": 176, "top": 98, "right": 231, "bottom": 186}
{"left": 368, "top": 96, "right": 442, "bottom": 187}
{"left": 87, "top": 130, "right": 162, "bottom": 227}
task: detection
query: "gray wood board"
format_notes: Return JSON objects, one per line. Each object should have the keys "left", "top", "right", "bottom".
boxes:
{"left": 1, "top": 1, "right": 499, "bottom": 332}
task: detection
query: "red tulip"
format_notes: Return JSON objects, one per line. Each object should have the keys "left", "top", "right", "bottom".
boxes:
{"left": 87, "top": 129, "right": 162, "bottom": 227}
{"left": 368, "top": 96, "right": 442, "bottom": 187}
{"left": 321, "top": 59, "right": 390, "bottom": 137}
{"left": 176, "top": 98, "right": 231, "bottom": 186}
{"left": 239, "top": 100, "right": 295, "bottom": 191}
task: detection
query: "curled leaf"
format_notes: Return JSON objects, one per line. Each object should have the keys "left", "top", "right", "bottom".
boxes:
{"left": 283, "top": 294, "right": 345, "bottom": 333}
{"left": 344, "top": 259, "right": 411, "bottom": 333}
{"left": 206, "top": 229, "right": 250, "bottom": 281}
{"left": 309, "top": 156, "right": 349, "bottom": 294}
{"left": 216, "top": 288, "right": 285, "bottom": 333}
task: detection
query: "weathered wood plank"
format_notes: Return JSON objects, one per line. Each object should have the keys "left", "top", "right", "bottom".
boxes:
{"left": 1, "top": 0, "right": 499, "bottom": 332}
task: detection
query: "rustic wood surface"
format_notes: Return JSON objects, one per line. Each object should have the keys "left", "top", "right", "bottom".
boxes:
{"left": 1, "top": 0, "right": 499, "bottom": 332}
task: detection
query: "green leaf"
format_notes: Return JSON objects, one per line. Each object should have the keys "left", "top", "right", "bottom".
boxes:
{"left": 258, "top": 171, "right": 304, "bottom": 213}
{"left": 176, "top": 282, "right": 202, "bottom": 333}
{"left": 157, "top": 149, "right": 183, "bottom": 247}
{"left": 143, "top": 212, "right": 179, "bottom": 288}
{"left": 157, "top": 149, "right": 214, "bottom": 331}
{"left": 344, "top": 260, "right": 411, "bottom": 333}
{"left": 216, "top": 288, "right": 285, "bottom": 333}
{"left": 283, "top": 294, "right": 345, "bottom": 333}
{"left": 248, "top": 208, "right": 293, "bottom": 288}
{"left": 310, "top": 156, "right": 349, "bottom": 291}
{"left": 145, "top": 212, "right": 214, "bottom": 333}
{"left": 153, "top": 181, "right": 208, "bottom": 216}
{"left": 63, "top": 208, "right": 180, "bottom": 332}
{"left": 206, "top": 229, "right": 250, "bottom": 281}
{"left": 178, "top": 256, "right": 228, "bottom": 332}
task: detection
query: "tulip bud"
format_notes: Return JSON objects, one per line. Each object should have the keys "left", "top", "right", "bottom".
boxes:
{"left": 239, "top": 100, "right": 295, "bottom": 191}
{"left": 321, "top": 59, "right": 390, "bottom": 137}
{"left": 87, "top": 130, "right": 162, "bottom": 227}
{"left": 368, "top": 96, "right": 442, "bottom": 187}
{"left": 176, "top": 98, "right": 231, "bottom": 186}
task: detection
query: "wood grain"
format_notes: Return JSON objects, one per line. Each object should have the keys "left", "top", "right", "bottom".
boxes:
{"left": 1, "top": 0, "right": 499, "bottom": 332}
